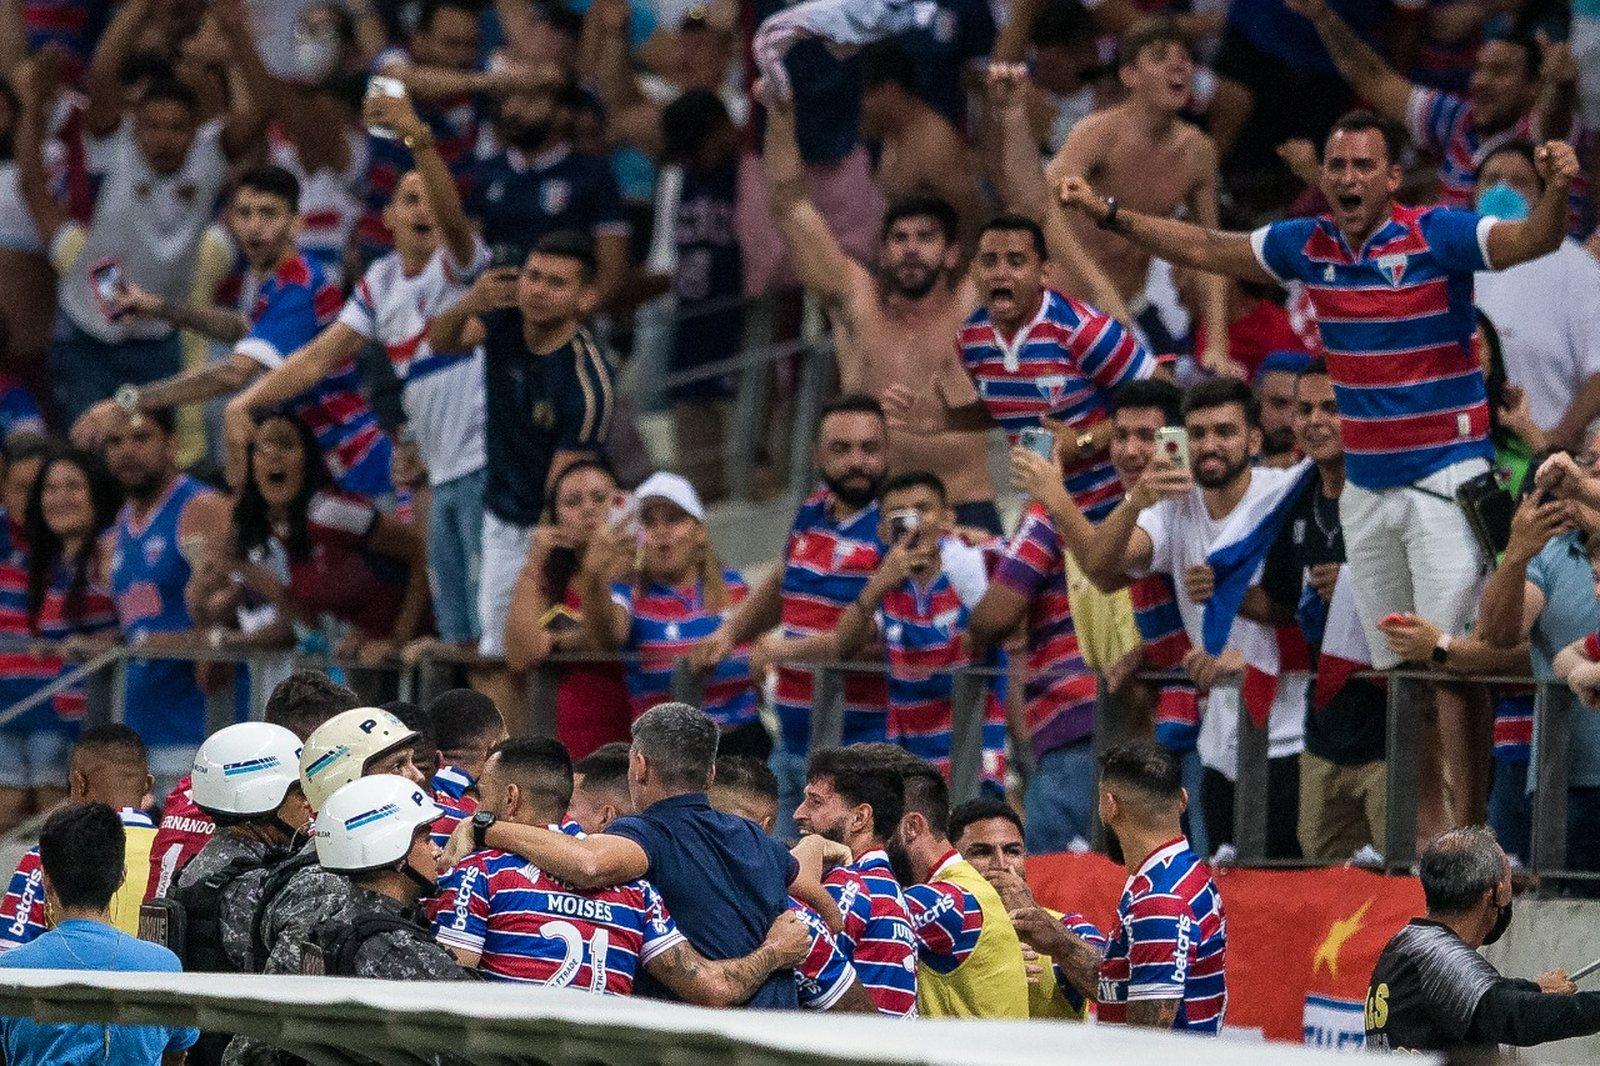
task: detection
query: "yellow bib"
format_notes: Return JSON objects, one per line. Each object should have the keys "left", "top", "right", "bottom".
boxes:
{"left": 916, "top": 858, "right": 1030, "bottom": 1019}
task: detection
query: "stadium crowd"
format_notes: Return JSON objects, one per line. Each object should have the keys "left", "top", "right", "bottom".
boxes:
{"left": 0, "top": 0, "right": 1596, "bottom": 1053}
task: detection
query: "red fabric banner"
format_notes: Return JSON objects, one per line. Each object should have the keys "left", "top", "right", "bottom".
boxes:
{"left": 1026, "top": 852, "right": 1426, "bottom": 1047}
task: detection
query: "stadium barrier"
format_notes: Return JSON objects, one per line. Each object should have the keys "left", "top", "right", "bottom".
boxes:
{"left": 0, "top": 968, "right": 1416, "bottom": 1064}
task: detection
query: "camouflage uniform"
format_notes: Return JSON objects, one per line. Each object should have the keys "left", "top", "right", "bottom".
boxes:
{"left": 335, "top": 885, "right": 470, "bottom": 980}
{"left": 175, "top": 831, "right": 282, "bottom": 973}
{"left": 256, "top": 841, "right": 356, "bottom": 978}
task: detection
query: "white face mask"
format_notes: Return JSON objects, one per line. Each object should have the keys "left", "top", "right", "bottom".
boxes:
{"left": 290, "top": 29, "right": 341, "bottom": 84}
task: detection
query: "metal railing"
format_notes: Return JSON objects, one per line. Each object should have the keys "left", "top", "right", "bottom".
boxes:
{"left": 9, "top": 640, "right": 1589, "bottom": 886}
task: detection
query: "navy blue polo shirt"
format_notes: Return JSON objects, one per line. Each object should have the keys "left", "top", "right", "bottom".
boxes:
{"left": 468, "top": 145, "right": 628, "bottom": 252}
{"left": 605, "top": 792, "right": 800, "bottom": 1009}
{"left": 480, "top": 314, "right": 615, "bottom": 527}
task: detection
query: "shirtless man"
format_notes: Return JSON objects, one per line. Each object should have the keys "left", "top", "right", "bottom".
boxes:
{"left": 1047, "top": 17, "right": 1232, "bottom": 375}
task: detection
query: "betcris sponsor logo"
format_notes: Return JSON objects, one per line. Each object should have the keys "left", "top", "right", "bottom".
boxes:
{"left": 1303, "top": 993, "right": 1365, "bottom": 1050}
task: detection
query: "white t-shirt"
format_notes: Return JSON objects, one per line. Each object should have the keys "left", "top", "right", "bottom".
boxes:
{"left": 337, "top": 240, "right": 489, "bottom": 485}
{"left": 1132, "top": 468, "right": 1309, "bottom": 777}
{"left": 268, "top": 129, "right": 368, "bottom": 282}
{"left": 1475, "top": 239, "right": 1600, "bottom": 432}
{"left": 56, "top": 117, "right": 228, "bottom": 343}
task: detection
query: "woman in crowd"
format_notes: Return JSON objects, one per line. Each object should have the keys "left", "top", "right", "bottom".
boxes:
{"left": 0, "top": 448, "right": 120, "bottom": 830}
{"left": 233, "top": 413, "right": 429, "bottom": 665}
{"left": 503, "top": 458, "right": 631, "bottom": 760}
{"left": 576, "top": 471, "right": 767, "bottom": 757}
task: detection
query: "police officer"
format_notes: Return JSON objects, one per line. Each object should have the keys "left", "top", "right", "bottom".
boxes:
{"left": 1367, "top": 826, "right": 1600, "bottom": 1053}
{"left": 304, "top": 775, "right": 468, "bottom": 980}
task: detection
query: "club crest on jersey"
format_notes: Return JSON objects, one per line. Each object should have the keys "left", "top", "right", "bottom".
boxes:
{"left": 540, "top": 179, "right": 571, "bottom": 215}
{"left": 144, "top": 536, "right": 167, "bottom": 566}
{"left": 1375, "top": 253, "right": 1407, "bottom": 287}
{"left": 664, "top": 622, "right": 680, "bottom": 641}
{"left": 1035, "top": 375, "right": 1068, "bottom": 407}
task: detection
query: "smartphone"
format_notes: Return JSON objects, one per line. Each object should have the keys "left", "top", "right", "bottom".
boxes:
{"left": 609, "top": 492, "right": 640, "bottom": 538}
{"left": 88, "top": 259, "right": 127, "bottom": 321}
{"left": 887, "top": 507, "right": 921, "bottom": 543}
{"left": 365, "top": 74, "right": 407, "bottom": 139}
{"left": 1155, "top": 426, "right": 1190, "bottom": 471}
{"left": 1019, "top": 426, "right": 1055, "bottom": 459}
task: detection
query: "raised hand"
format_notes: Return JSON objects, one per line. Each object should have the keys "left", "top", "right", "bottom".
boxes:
{"left": 1535, "top": 140, "right": 1580, "bottom": 188}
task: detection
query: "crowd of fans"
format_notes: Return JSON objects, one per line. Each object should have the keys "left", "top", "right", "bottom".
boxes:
{"left": 0, "top": 0, "right": 1596, "bottom": 1050}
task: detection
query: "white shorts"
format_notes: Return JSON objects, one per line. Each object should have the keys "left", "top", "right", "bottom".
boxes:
{"left": 476, "top": 511, "right": 532, "bottom": 659}
{"left": 1340, "top": 457, "right": 1489, "bottom": 669}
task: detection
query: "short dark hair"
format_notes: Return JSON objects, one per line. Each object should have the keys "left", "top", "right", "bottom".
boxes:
{"left": 531, "top": 229, "right": 597, "bottom": 282}
{"left": 417, "top": 0, "right": 482, "bottom": 33}
{"left": 1419, "top": 826, "right": 1507, "bottom": 915}
{"left": 1476, "top": 139, "right": 1541, "bottom": 191}
{"left": 1118, "top": 15, "right": 1190, "bottom": 69}
{"left": 1495, "top": 34, "right": 1540, "bottom": 83}
{"left": 574, "top": 741, "right": 632, "bottom": 796}
{"left": 879, "top": 469, "right": 947, "bottom": 506}
{"left": 72, "top": 723, "right": 147, "bottom": 772}
{"left": 1182, "top": 375, "right": 1260, "bottom": 429}
{"left": 139, "top": 75, "right": 199, "bottom": 115}
{"left": 948, "top": 796, "right": 1023, "bottom": 844}
{"left": 1099, "top": 741, "right": 1183, "bottom": 803}
{"left": 428, "top": 689, "right": 505, "bottom": 755}
{"left": 807, "top": 748, "right": 904, "bottom": 841}
{"left": 3, "top": 433, "right": 57, "bottom": 469}
{"left": 39, "top": 802, "right": 125, "bottom": 911}
{"left": 820, "top": 392, "right": 886, "bottom": 425}
{"left": 713, "top": 755, "right": 778, "bottom": 804}
{"left": 235, "top": 165, "right": 301, "bottom": 213}
{"left": 979, "top": 213, "right": 1048, "bottom": 260}
{"left": 881, "top": 195, "right": 959, "bottom": 246}
{"left": 264, "top": 671, "right": 360, "bottom": 740}
{"left": 1327, "top": 109, "right": 1406, "bottom": 167}
{"left": 660, "top": 90, "right": 732, "bottom": 164}
{"left": 862, "top": 42, "right": 920, "bottom": 95}
{"left": 489, "top": 735, "right": 573, "bottom": 814}
{"left": 631, "top": 702, "right": 718, "bottom": 791}
{"left": 1112, "top": 377, "right": 1184, "bottom": 426}
{"left": 1032, "top": 1, "right": 1094, "bottom": 49}
{"left": 900, "top": 760, "right": 950, "bottom": 837}
{"left": 384, "top": 701, "right": 436, "bottom": 759}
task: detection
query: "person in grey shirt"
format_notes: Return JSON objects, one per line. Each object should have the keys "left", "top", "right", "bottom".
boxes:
{"left": 1366, "top": 826, "right": 1600, "bottom": 1053}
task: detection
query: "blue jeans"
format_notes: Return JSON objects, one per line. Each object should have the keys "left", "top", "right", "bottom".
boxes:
{"left": 1566, "top": 787, "right": 1600, "bottom": 873}
{"left": 50, "top": 318, "right": 182, "bottom": 423}
{"left": 1488, "top": 758, "right": 1532, "bottom": 865}
{"left": 769, "top": 745, "right": 808, "bottom": 843}
{"left": 1024, "top": 739, "right": 1095, "bottom": 855}
{"left": 427, "top": 468, "right": 485, "bottom": 644}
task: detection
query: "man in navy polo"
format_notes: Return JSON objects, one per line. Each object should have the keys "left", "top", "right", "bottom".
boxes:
{"left": 444, "top": 703, "right": 846, "bottom": 1009}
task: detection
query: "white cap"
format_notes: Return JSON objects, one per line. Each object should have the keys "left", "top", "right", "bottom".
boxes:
{"left": 634, "top": 471, "right": 705, "bottom": 523}
{"left": 314, "top": 774, "right": 442, "bottom": 873}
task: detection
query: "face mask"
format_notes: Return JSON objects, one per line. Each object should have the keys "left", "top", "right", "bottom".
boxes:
{"left": 1484, "top": 896, "right": 1513, "bottom": 945}
{"left": 1476, "top": 182, "right": 1530, "bottom": 222}
{"left": 290, "top": 30, "right": 340, "bottom": 84}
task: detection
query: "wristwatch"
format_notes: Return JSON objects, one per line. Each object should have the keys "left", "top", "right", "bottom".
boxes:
{"left": 1096, "top": 195, "right": 1121, "bottom": 232}
{"left": 1431, "top": 633, "right": 1453, "bottom": 665}
{"left": 402, "top": 127, "right": 435, "bottom": 153}
{"left": 1075, "top": 431, "right": 1096, "bottom": 455}
{"left": 113, "top": 384, "right": 145, "bottom": 427}
{"left": 471, "top": 810, "right": 496, "bottom": 850}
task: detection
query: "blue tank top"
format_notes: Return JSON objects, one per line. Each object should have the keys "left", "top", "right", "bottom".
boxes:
{"left": 110, "top": 476, "right": 210, "bottom": 748}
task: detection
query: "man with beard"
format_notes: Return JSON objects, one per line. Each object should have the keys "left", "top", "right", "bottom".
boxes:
{"left": 100, "top": 407, "right": 230, "bottom": 800}
{"left": 1075, "top": 378, "right": 1307, "bottom": 854}
{"left": 429, "top": 230, "right": 616, "bottom": 733}
{"left": 469, "top": 81, "right": 629, "bottom": 308}
{"left": 792, "top": 747, "right": 917, "bottom": 1016}
{"left": 1253, "top": 351, "right": 1308, "bottom": 468}
{"left": 1366, "top": 826, "right": 1600, "bottom": 1053}
{"left": 691, "top": 396, "right": 890, "bottom": 835}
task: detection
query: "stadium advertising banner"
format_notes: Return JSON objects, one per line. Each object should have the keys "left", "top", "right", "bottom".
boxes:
{"left": 1028, "top": 853, "right": 1425, "bottom": 1048}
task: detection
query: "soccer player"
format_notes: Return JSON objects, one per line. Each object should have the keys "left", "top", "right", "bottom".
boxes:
{"left": 79, "top": 166, "right": 391, "bottom": 498}
{"left": 792, "top": 747, "right": 918, "bottom": 1016}
{"left": 427, "top": 688, "right": 507, "bottom": 810}
{"left": 567, "top": 742, "right": 632, "bottom": 834}
{"left": 223, "top": 89, "right": 488, "bottom": 648}
{"left": 431, "top": 737, "right": 810, "bottom": 1002}
{"left": 1057, "top": 112, "right": 1578, "bottom": 671}
{"left": 1015, "top": 742, "right": 1227, "bottom": 1033}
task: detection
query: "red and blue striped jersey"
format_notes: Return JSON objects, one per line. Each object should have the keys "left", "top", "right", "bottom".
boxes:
{"left": 429, "top": 846, "right": 685, "bottom": 992}
{"left": 1252, "top": 204, "right": 1496, "bottom": 490}
{"left": 789, "top": 897, "right": 858, "bottom": 1010}
{"left": 775, "top": 491, "right": 888, "bottom": 751}
{"left": 613, "top": 570, "right": 756, "bottom": 729}
{"left": 1492, "top": 691, "right": 1534, "bottom": 763}
{"left": 1, "top": 808, "right": 154, "bottom": 951}
{"left": 1406, "top": 86, "right": 1590, "bottom": 235}
{"left": 235, "top": 254, "right": 390, "bottom": 498}
{"left": 1051, "top": 911, "right": 1108, "bottom": 1014}
{"left": 824, "top": 850, "right": 917, "bottom": 1016}
{"left": 0, "top": 516, "right": 116, "bottom": 733}
{"left": 904, "top": 853, "right": 984, "bottom": 974}
{"left": 1097, "top": 837, "right": 1227, "bottom": 1035}
{"left": 877, "top": 568, "right": 1007, "bottom": 788}
{"left": 957, "top": 289, "right": 1153, "bottom": 521}
{"left": 432, "top": 765, "right": 476, "bottom": 806}
{"left": 991, "top": 506, "right": 1098, "bottom": 759}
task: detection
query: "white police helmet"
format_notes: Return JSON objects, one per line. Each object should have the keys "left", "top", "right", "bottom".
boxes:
{"left": 190, "top": 722, "right": 304, "bottom": 817}
{"left": 314, "top": 775, "right": 441, "bottom": 873}
{"left": 299, "top": 707, "right": 419, "bottom": 811}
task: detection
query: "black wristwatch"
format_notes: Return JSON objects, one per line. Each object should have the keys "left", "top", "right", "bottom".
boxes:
{"left": 1431, "top": 634, "right": 1452, "bottom": 665}
{"left": 1096, "top": 195, "right": 1121, "bottom": 232}
{"left": 471, "top": 810, "right": 496, "bottom": 850}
